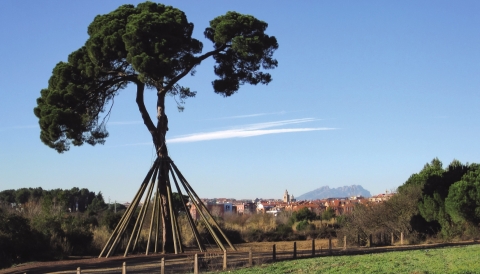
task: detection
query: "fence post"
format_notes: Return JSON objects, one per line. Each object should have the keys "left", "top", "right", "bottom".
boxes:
{"left": 223, "top": 250, "right": 227, "bottom": 270}
{"left": 391, "top": 232, "right": 394, "bottom": 245}
{"left": 367, "top": 234, "right": 372, "bottom": 247}
{"left": 312, "top": 239, "right": 315, "bottom": 256}
{"left": 160, "top": 257, "right": 165, "bottom": 274}
{"left": 328, "top": 237, "right": 332, "bottom": 255}
{"left": 248, "top": 248, "right": 253, "bottom": 267}
{"left": 273, "top": 244, "right": 276, "bottom": 261}
{"left": 293, "top": 241, "right": 297, "bottom": 259}
{"left": 194, "top": 254, "right": 198, "bottom": 274}
{"left": 77, "top": 267, "right": 81, "bottom": 274}
{"left": 122, "top": 262, "right": 126, "bottom": 274}
{"left": 344, "top": 236, "right": 347, "bottom": 250}
{"left": 401, "top": 232, "right": 404, "bottom": 245}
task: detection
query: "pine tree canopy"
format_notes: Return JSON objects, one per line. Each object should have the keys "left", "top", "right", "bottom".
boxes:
{"left": 34, "top": 2, "right": 278, "bottom": 153}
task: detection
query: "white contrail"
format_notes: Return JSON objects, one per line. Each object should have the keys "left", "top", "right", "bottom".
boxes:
{"left": 108, "top": 118, "right": 336, "bottom": 146}
{"left": 168, "top": 127, "right": 334, "bottom": 143}
{"left": 167, "top": 118, "right": 335, "bottom": 143}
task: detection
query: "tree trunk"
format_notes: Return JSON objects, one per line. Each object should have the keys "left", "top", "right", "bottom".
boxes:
{"left": 155, "top": 92, "right": 174, "bottom": 253}
{"left": 135, "top": 81, "right": 175, "bottom": 253}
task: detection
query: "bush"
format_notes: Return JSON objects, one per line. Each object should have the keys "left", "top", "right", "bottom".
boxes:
{"left": 0, "top": 208, "right": 49, "bottom": 268}
{"left": 296, "top": 220, "right": 310, "bottom": 231}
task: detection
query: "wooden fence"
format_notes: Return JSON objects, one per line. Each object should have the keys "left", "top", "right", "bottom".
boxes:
{"left": 29, "top": 233, "right": 456, "bottom": 274}
{"left": 56, "top": 236, "right": 389, "bottom": 274}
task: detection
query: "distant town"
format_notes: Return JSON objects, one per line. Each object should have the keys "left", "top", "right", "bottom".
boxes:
{"left": 119, "top": 189, "right": 395, "bottom": 219}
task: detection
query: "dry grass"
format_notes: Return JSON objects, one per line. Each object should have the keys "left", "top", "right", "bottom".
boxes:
{"left": 92, "top": 225, "right": 111, "bottom": 250}
{"left": 222, "top": 213, "right": 277, "bottom": 233}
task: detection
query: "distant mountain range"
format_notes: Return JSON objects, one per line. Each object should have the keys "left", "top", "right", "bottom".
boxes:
{"left": 296, "top": 185, "right": 371, "bottom": 200}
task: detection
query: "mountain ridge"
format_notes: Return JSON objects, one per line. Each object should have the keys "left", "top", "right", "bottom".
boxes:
{"left": 296, "top": 185, "right": 371, "bottom": 200}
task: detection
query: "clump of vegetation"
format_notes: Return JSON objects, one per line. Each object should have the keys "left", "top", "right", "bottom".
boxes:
{"left": 0, "top": 187, "right": 110, "bottom": 268}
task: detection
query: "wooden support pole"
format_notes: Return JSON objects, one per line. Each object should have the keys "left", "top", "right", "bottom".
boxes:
{"left": 166, "top": 183, "right": 179, "bottom": 254}
{"left": 77, "top": 267, "right": 81, "bottom": 274}
{"left": 171, "top": 162, "right": 236, "bottom": 251}
{"left": 154, "top": 187, "right": 161, "bottom": 253}
{"left": 171, "top": 162, "right": 223, "bottom": 251}
{"left": 177, "top": 175, "right": 225, "bottom": 251}
{"left": 169, "top": 166, "right": 205, "bottom": 252}
{"left": 171, "top": 197, "right": 183, "bottom": 254}
{"left": 312, "top": 239, "right": 315, "bottom": 256}
{"left": 328, "top": 238, "right": 332, "bottom": 254}
{"left": 134, "top": 168, "right": 159, "bottom": 252}
{"left": 164, "top": 173, "right": 184, "bottom": 254}
{"left": 160, "top": 257, "right": 165, "bottom": 274}
{"left": 122, "top": 262, "right": 126, "bottom": 274}
{"left": 194, "top": 254, "right": 198, "bottom": 274}
{"left": 391, "top": 232, "right": 394, "bottom": 245}
{"left": 344, "top": 236, "right": 347, "bottom": 250}
{"left": 249, "top": 248, "right": 253, "bottom": 267}
{"left": 273, "top": 244, "right": 276, "bottom": 261}
{"left": 146, "top": 183, "right": 160, "bottom": 255}
{"left": 103, "top": 162, "right": 158, "bottom": 258}
{"left": 223, "top": 250, "right": 227, "bottom": 270}
{"left": 99, "top": 181, "right": 145, "bottom": 257}
{"left": 107, "top": 180, "right": 150, "bottom": 258}
{"left": 401, "top": 232, "right": 404, "bottom": 245}
{"left": 293, "top": 241, "right": 297, "bottom": 259}
{"left": 173, "top": 206, "right": 183, "bottom": 253}
{"left": 125, "top": 168, "right": 158, "bottom": 256}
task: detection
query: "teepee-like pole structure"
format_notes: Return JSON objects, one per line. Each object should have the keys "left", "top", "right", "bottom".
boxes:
{"left": 99, "top": 157, "right": 236, "bottom": 258}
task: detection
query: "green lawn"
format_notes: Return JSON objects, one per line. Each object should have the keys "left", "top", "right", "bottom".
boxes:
{"left": 225, "top": 244, "right": 480, "bottom": 274}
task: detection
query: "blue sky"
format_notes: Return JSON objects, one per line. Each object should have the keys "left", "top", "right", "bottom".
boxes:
{"left": 1, "top": 1, "right": 479, "bottom": 202}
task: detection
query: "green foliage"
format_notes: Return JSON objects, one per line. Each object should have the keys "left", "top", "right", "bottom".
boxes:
{"left": 0, "top": 189, "right": 15, "bottom": 204}
{"left": 171, "top": 192, "right": 190, "bottom": 213}
{"left": 100, "top": 210, "right": 123, "bottom": 231}
{"left": 275, "top": 223, "right": 293, "bottom": 236}
{"left": 34, "top": 2, "right": 278, "bottom": 153}
{"left": 321, "top": 208, "right": 336, "bottom": 221}
{"left": 0, "top": 208, "right": 47, "bottom": 268}
{"left": 0, "top": 186, "right": 110, "bottom": 268}
{"left": 87, "top": 192, "right": 107, "bottom": 216}
{"left": 206, "top": 11, "right": 278, "bottom": 96}
{"left": 445, "top": 164, "right": 480, "bottom": 225}
{"left": 293, "top": 207, "right": 316, "bottom": 222}
{"left": 394, "top": 158, "right": 480, "bottom": 239}
{"left": 295, "top": 220, "right": 315, "bottom": 231}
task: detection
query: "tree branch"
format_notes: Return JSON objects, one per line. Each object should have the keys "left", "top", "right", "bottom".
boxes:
{"left": 134, "top": 79, "right": 156, "bottom": 136}
{"left": 163, "top": 44, "right": 228, "bottom": 93}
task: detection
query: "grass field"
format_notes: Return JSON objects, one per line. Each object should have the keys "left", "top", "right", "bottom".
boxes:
{"left": 224, "top": 244, "right": 480, "bottom": 274}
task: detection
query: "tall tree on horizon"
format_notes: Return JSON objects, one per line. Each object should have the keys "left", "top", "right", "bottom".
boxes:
{"left": 34, "top": 2, "right": 278, "bottom": 253}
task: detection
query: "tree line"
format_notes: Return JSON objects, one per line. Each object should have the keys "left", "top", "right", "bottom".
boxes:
{"left": 338, "top": 158, "right": 480, "bottom": 245}
{"left": 0, "top": 187, "right": 120, "bottom": 268}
